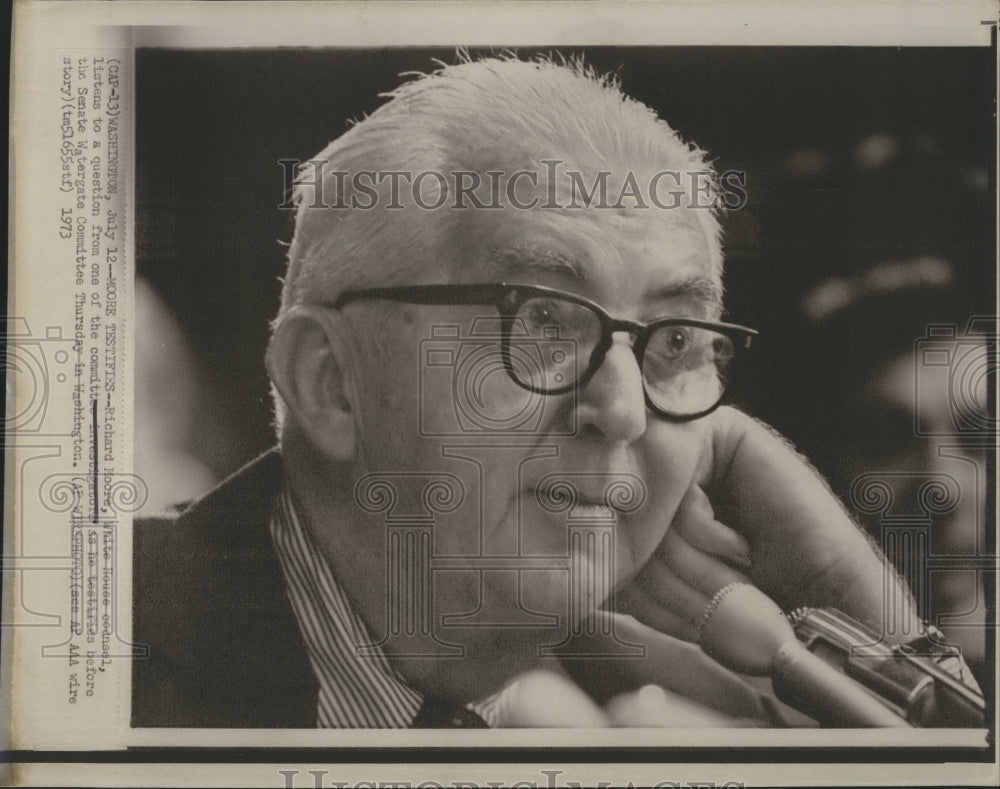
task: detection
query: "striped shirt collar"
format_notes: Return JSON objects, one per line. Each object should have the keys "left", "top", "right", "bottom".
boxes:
{"left": 269, "top": 489, "right": 508, "bottom": 727}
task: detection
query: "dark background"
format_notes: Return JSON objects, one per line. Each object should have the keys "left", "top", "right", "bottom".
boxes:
{"left": 136, "top": 45, "right": 995, "bottom": 478}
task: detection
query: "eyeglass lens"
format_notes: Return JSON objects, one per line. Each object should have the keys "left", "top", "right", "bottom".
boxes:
{"left": 510, "top": 295, "right": 734, "bottom": 415}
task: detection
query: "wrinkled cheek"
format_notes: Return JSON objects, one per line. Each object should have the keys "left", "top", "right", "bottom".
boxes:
{"left": 355, "top": 383, "right": 421, "bottom": 468}
{"left": 645, "top": 419, "right": 706, "bottom": 497}
{"left": 622, "top": 422, "right": 707, "bottom": 567}
{"left": 351, "top": 331, "right": 422, "bottom": 452}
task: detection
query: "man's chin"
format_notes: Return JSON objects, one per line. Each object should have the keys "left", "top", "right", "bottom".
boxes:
{"left": 385, "top": 631, "right": 556, "bottom": 704}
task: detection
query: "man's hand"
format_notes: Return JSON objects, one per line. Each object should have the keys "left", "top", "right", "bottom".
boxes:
{"left": 493, "top": 668, "right": 763, "bottom": 727}
{"left": 622, "top": 406, "right": 922, "bottom": 645}
{"left": 617, "top": 484, "right": 752, "bottom": 643}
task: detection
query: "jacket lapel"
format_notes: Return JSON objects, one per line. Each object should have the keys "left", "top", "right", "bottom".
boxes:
{"left": 132, "top": 449, "right": 318, "bottom": 728}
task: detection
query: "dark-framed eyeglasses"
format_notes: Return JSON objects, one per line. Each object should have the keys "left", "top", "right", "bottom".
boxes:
{"left": 324, "top": 282, "right": 757, "bottom": 421}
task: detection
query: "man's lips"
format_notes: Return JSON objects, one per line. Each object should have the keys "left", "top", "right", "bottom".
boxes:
{"left": 566, "top": 500, "right": 621, "bottom": 521}
{"left": 522, "top": 487, "right": 633, "bottom": 520}
{"left": 522, "top": 472, "right": 649, "bottom": 518}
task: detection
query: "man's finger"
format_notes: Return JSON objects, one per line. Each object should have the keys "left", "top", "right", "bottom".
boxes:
{"left": 658, "top": 525, "right": 751, "bottom": 597}
{"left": 497, "top": 669, "right": 610, "bottom": 727}
{"left": 605, "top": 684, "right": 762, "bottom": 727}
{"left": 671, "top": 484, "right": 752, "bottom": 570}
{"left": 616, "top": 582, "right": 701, "bottom": 643}
{"left": 700, "top": 406, "right": 921, "bottom": 640}
{"left": 562, "top": 611, "right": 794, "bottom": 724}
{"left": 627, "top": 559, "right": 709, "bottom": 634}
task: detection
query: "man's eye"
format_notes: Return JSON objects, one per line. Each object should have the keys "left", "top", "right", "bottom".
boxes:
{"left": 524, "top": 300, "right": 560, "bottom": 326}
{"left": 663, "top": 327, "right": 691, "bottom": 357}
{"left": 530, "top": 304, "right": 554, "bottom": 323}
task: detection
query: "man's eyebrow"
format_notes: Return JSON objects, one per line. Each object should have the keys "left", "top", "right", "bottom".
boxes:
{"left": 484, "top": 246, "right": 585, "bottom": 282}
{"left": 484, "top": 248, "right": 721, "bottom": 306}
{"left": 653, "top": 276, "right": 723, "bottom": 307}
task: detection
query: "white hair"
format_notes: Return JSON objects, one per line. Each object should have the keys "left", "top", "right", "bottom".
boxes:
{"left": 280, "top": 54, "right": 723, "bottom": 310}
{"left": 272, "top": 54, "right": 724, "bottom": 433}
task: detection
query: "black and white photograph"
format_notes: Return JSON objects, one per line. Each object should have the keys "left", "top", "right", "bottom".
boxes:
{"left": 132, "top": 43, "right": 995, "bottom": 729}
{"left": 4, "top": 1, "right": 998, "bottom": 786}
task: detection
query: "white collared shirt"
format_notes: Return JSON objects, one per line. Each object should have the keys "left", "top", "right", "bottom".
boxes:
{"left": 269, "top": 489, "right": 507, "bottom": 727}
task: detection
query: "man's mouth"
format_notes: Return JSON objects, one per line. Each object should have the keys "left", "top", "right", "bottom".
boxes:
{"left": 567, "top": 499, "right": 620, "bottom": 521}
{"left": 524, "top": 486, "right": 626, "bottom": 523}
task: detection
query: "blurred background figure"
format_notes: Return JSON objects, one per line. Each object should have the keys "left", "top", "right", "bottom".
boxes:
{"left": 134, "top": 278, "right": 217, "bottom": 515}
{"left": 754, "top": 131, "right": 994, "bottom": 687}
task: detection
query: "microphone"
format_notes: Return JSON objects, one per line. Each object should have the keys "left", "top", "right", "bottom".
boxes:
{"left": 698, "top": 582, "right": 909, "bottom": 727}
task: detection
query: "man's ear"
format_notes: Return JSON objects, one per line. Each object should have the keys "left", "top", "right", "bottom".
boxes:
{"left": 267, "top": 306, "right": 356, "bottom": 461}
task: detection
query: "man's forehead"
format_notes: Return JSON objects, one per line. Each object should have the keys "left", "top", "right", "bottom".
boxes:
{"left": 483, "top": 242, "right": 717, "bottom": 290}
{"left": 470, "top": 201, "right": 717, "bottom": 291}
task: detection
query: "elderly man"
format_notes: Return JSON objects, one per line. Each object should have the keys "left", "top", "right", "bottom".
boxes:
{"left": 132, "top": 57, "right": 929, "bottom": 728}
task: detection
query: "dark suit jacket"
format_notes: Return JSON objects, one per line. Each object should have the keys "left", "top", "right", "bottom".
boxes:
{"left": 133, "top": 450, "right": 498, "bottom": 729}
{"left": 132, "top": 449, "right": 320, "bottom": 727}
{"left": 132, "top": 450, "right": 791, "bottom": 728}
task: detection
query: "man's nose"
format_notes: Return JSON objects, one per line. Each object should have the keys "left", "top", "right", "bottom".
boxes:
{"left": 574, "top": 334, "right": 647, "bottom": 443}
